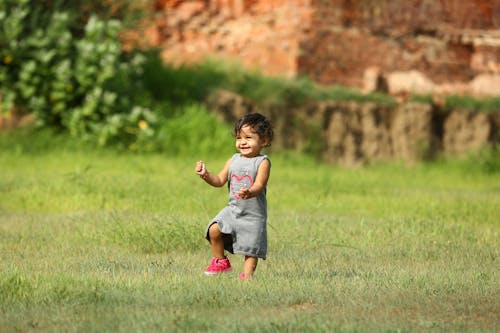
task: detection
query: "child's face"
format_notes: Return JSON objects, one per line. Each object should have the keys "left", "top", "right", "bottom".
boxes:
{"left": 235, "top": 125, "right": 268, "bottom": 158}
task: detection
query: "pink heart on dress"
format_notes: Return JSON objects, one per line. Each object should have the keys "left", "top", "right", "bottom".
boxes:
{"left": 230, "top": 174, "right": 253, "bottom": 199}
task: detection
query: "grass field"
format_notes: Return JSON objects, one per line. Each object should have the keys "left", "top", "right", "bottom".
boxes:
{"left": 0, "top": 135, "right": 498, "bottom": 332}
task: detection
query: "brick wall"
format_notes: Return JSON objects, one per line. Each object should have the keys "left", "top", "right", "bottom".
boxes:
{"left": 142, "top": 0, "right": 312, "bottom": 78}
{"left": 301, "top": 0, "right": 500, "bottom": 87}
{"left": 132, "top": 0, "right": 500, "bottom": 96}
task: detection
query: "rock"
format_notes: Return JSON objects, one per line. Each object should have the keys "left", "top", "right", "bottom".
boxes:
{"left": 391, "top": 102, "right": 434, "bottom": 161}
{"left": 323, "top": 102, "right": 364, "bottom": 166}
{"left": 206, "top": 89, "right": 254, "bottom": 123}
{"left": 363, "top": 66, "right": 388, "bottom": 94}
{"left": 469, "top": 74, "right": 500, "bottom": 97}
{"left": 206, "top": 90, "right": 496, "bottom": 165}
{"left": 387, "top": 70, "right": 436, "bottom": 95}
{"left": 443, "top": 109, "right": 492, "bottom": 156}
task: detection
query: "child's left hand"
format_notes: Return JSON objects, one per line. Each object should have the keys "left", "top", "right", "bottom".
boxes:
{"left": 238, "top": 187, "right": 252, "bottom": 199}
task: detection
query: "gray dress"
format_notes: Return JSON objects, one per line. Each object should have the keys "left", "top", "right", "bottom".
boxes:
{"left": 205, "top": 153, "right": 270, "bottom": 259}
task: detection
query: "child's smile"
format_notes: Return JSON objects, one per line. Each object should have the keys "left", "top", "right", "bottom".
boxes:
{"left": 235, "top": 125, "right": 268, "bottom": 158}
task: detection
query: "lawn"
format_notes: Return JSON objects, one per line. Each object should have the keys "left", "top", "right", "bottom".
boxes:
{"left": 0, "top": 137, "right": 498, "bottom": 332}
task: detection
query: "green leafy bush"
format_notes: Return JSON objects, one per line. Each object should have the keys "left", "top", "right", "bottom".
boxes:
{"left": 0, "top": 0, "right": 157, "bottom": 149}
{"left": 157, "top": 104, "right": 234, "bottom": 157}
{"left": 141, "top": 52, "right": 229, "bottom": 107}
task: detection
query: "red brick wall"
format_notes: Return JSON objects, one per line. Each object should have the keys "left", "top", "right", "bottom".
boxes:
{"left": 300, "top": 0, "right": 500, "bottom": 87}
{"left": 142, "top": 0, "right": 312, "bottom": 78}
{"left": 135, "top": 0, "right": 500, "bottom": 92}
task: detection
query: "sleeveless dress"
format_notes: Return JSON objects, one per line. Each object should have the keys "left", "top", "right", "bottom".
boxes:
{"left": 205, "top": 153, "right": 270, "bottom": 259}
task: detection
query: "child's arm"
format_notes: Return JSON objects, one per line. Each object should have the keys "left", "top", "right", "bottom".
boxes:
{"left": 238, "top": 159, "right": 271, "bottom": 199}
{"left": 195, "top": 159, "right": 231, "bottom": 187}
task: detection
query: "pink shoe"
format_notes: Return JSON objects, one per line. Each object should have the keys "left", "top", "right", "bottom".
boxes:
{"left": 239, "top": 272, "right": 252, "bottom": 280}
{"left": 204, "top": 257, "right": 232, "bottom": 275}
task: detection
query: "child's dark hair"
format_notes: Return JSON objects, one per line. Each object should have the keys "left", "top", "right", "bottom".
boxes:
{"left": 233, "top": 113, "right": 274, "bottom": 146}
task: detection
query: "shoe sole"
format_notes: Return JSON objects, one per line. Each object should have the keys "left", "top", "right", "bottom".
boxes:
{"left": 204, "top": 268, "right": 233, "bottom": 276}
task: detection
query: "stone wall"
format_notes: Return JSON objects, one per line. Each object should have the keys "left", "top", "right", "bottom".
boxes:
{"left": 130, "top": 0, "right": 500, "bottom": 97}
{"left": 207, "top": 89, "right": 498, "bottom": 165}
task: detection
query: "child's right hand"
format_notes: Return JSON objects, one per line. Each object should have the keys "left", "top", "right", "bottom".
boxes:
{"left": 195, "top": 160, "right": 207, "bottom": 178}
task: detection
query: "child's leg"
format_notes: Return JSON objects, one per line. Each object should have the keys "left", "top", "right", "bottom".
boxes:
{"left": 205, "top": 223, "right": 232, "bottom": 275}
{"left": 208, "top": 223, "right": 225, "bottom": 259}
{"left": 243, "top": 256, "right": 258, "bottom": 278}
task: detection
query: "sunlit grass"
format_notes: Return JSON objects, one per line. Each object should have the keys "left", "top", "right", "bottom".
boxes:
{"left": 0, "top": 133, "right": 498, "bottom": 332}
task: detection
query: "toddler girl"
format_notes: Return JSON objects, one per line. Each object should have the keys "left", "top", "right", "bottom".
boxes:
{"left": 195, "top": 113, "right": 273, "bottom": 280}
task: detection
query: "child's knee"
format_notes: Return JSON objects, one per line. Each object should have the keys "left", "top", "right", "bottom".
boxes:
{"left": 208, "top": 223, "right": 221, "bottom": 238}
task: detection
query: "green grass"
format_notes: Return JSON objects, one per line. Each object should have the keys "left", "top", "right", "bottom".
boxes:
{"left": 144, "top": 56, "right": 500, "bottom": 112}
{"left": 410, "top": 94, "right": 500, "bottom": 113}
{"left": 0, "top": 132, "right": 498, "bottom": 332}
{"left": 142, "top": 55, "right": 396, "bottom": 108}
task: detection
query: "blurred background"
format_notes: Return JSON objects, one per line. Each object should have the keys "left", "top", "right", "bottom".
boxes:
{"left": 2, "top": 4, "right": 499, "bottom": 332}
{"left": 137, "top": 0, "right": 500, "bottom": 96}
{"left": 1, "top": 0, "right": 499, "bottom": 166}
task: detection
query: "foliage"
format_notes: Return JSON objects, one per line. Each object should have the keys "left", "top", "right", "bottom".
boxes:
{"left": 0, "top": 0, "right": 157, "bottom": 149}
{"left": 435, "top": 148, "right": 500, "bottom": 174}
{"left": 141, "top": 56, "right": 396, "bottom": 108}
{"left": 21, "top": 0, "right": 146, "bottom": 32}
{"left": 156, "top": 104, "right": 234, "bottom": 157}
{"left": 443, "top": 95, "right": 500, "bottom": 113}
{"left": 410, "top": 94, "right": 500, "bottom": 113}
{"left": 1, "top": 0, "right": 496, "bottom": 154}
{"left": 215, "top": 61, "right": 396, "bottom": 106}
{"left": 141, "top": 52, "right": 229, "bottom": 107}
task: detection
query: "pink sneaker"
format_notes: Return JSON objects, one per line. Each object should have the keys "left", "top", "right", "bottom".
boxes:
{"left": 204, "top": 257, "right": 232, "bottom": 275}
{"left": 239, "top": 272, "right": 253, "bottom": 280}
